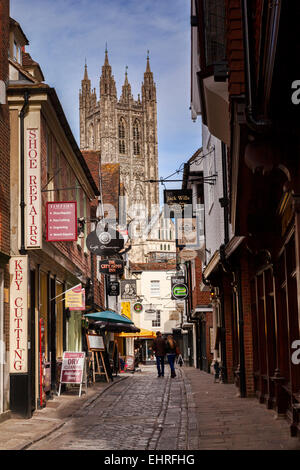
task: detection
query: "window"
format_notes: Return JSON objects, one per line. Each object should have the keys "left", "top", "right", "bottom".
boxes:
{"left": 118, "top": 118, "right": 126, "bottom": 154}
{"left": 150, "top": 280, "right": 160, "bottom": 297}
{"left": 152, "top": 310, "right": 161, "bottom": 328}
{"left": 133, "top": 119, "right": 141, "bottom": 155}
{"left": 202, "top": 0, "right": 226, "bottom": 68}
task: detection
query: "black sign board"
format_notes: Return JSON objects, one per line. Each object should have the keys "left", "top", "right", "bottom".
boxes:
{"left": 171, "top": 276, "right": 188, "bottom": 300}
{"left": 164, "top": 189, "right": 193, "bottom": 218}
{"left": 108, "top": 281, "right": 120, "bottom": 296}
{"left": 99, "top": 259, "right": 124, "bottom": 276}
{"left": 86, "top": 226, "right": 124, "bottom": 257}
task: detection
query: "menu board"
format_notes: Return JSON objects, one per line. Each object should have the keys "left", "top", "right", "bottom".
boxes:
{"left": 86, "top": 334, "right": 105, "bottom": 351}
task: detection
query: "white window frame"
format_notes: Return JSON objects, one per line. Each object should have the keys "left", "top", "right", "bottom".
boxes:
{"left": 150, "top": 280, "right": 160, "bottom": 298}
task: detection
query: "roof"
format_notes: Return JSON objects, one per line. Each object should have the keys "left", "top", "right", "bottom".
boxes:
{"left": 7, "top": 84, "right": 100, "bottom": 196}
{"left": 10, "top": 17, "right": 29, "bottom": 45}
{"left": 22, "top": 51, "right": 45, "bottom": 81}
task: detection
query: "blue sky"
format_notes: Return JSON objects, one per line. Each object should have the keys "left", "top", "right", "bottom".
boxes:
{"left": 11, "top": 0, "right": 202, "bottom": 198}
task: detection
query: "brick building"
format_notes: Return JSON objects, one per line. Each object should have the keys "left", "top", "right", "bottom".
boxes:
{"left": 0, "top": 0, "right": 10, "bottom": 419}
{"left": 191, "top": 0, "right": 300, "bottom": 435}
{"left": 7, "top": 17, "right": 99, "bottom": 417}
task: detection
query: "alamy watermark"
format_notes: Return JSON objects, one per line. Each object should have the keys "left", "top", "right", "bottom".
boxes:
{"left": 291, "top": 340, "right": 300, "bottom": 365}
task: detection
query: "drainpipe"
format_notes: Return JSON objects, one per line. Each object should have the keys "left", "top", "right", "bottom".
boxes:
{"left": 236, "top": 264, "right": 247, "bottom": 398}
{"left": 19, "top": 91, "right": 30, "bottom": 254}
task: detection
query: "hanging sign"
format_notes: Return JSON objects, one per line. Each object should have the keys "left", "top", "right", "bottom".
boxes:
{"left": 176, "top": 217, "right": 198, "bottom": 248}
{"left": 46, "top": 201, "right": 77, "bottom": 242}
{"left": 120, "top": 279, "right": 137, "bottom": 299}
{"left": 25, "top": 126, "right": 42, "bottom": 249}
{"left": 133, "top": 302, "right": 143, "bottom": 313}
{"left": 164, "top": 189, "right": 192, "bottom": 218}
{"left": 9, "top": 256, "right": 28, "bottom": 373}
{"left": 108, "top": 281, "right": 120, "bottom": 296}
{"left": 69, "top": 288, "right": 85, "bottom": 311}
{"left": 121, "top": 302, "right": 131, "bottom": 319}
{"left": 65, "top": 284, "right": 83, "bottom": 309}
{"left": 171, "top": 283, "right": 188, "bottom": 300}
{"left": 99, "top": 259, "right": 124, "bottom": 275}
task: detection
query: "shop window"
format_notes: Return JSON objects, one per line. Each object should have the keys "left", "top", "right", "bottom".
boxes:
{"left": 40, "top": 272, "right": 48, "bottom": 360}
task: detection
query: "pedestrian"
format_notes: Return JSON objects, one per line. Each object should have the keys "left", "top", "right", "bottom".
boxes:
{"left": 166, "top": 335, "right": 178, "bottom": 378}
{"left": 152, "top": 331, "right": 166, "bottom": 378}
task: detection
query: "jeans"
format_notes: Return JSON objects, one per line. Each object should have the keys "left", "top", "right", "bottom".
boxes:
{"left": 167, "top": 353, "right": 176, "bottom": 375}
{"left": 156, "top": 356, "right": 165, "bottom": 376}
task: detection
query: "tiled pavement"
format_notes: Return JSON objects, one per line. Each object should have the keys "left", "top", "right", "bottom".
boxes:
{"left": 183, "top": 367, "right": 300, "bottom": 450}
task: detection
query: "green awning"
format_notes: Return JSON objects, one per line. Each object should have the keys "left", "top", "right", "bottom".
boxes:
{"left": 84, "top": 310, "right": 133, "bottom": 325}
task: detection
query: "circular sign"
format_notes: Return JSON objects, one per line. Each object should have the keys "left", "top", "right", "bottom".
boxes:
{"left": 172, "top": 283, "right": 188, "bottom": 300}
{"left": 133, "top": 302, "right": 143, "bottom": 313}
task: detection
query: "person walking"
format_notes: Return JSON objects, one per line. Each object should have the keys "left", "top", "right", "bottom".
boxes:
{"left": 166, "top": 335, "right": 177, "bottom": 378}
{"left": 153, "top": 331, "right": 166, "bottom": 378}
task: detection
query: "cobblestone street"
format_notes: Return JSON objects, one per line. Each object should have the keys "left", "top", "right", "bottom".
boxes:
{"left": 1, "top": 365, "right": 300, "bottom": 451}
{"left": 28, "top": 365, "right": 194, "bottom": 450}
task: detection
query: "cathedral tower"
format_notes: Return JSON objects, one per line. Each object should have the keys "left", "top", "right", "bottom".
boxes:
{"left": 79, "top": 50, "right": 160, "bottom": 230}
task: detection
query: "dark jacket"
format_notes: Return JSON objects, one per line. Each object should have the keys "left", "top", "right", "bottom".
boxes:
{"left": 153, "top": 336, "right": 166, "bottom": 356}
{"left": 165, "top": 339, "right": 177, "bottom": 354}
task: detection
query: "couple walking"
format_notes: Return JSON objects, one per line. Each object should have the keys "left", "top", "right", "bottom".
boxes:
{"left": 152, "top": 331, "right": 178, "bottom": 378}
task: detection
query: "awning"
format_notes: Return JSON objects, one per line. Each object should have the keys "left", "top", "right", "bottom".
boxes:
{"left": 117, "top": 328, "right": 157, "bottom": 339}
{"left": 94, "top": 321, "right": 140, "bottom": 333}
{"left": 84, "top": 310, "right": 133, "bottom": 325}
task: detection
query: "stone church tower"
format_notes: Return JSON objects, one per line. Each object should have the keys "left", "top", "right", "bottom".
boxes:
{"left": 79, "top": 50, "right": 159, "bottom": 234}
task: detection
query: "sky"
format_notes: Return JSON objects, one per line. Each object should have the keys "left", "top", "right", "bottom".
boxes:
{"left": 10, "top": 0, "right": 202, "bottom": 199}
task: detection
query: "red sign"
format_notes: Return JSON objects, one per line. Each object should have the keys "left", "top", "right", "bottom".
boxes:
{"left": 46, "top": 201, "right": 77, "bottom": 242}
{"left": 60, "top": 352, "right": 85, "bottom": 384}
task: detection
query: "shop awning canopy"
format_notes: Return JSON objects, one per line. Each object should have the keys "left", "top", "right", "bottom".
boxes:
{"left": 118, "top": 328, "right": 157, "bottom": 338}
{"left": 94, "top": 321, "right": 140, "bottom": 333}
{"left": 84, "top": 310, "right": 133, "bottom": 325}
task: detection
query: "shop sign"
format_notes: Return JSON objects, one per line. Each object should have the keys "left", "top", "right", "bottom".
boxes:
{"left": 176, "top": 217, "right": 198, "bottom": 248}
{"left": 171, "top": 277, "right": 188, "bottom": 300}
{"left": 86, "top": 225, "right": 124, "bottom": 256}
{"left": 25, "top": 128, "right": 42, "bottom": 249}
{"left": 108, "top": 281, "right": 120, "bottom": 296}
{"left": 9, "top": 256, "right": 28, "bottom": 373}
{"left": 99, "top": 259, "right": 124, "bottom": 275}
{"left": 121, "top": 301, "right": 131, "bottom": 319}
{"left": 69, "top": 288, "right": 85, "bottom": 311}
{"left": 46, "top": 201, "right": 77, "bottom": 242}
{"left": 133, "top": 302, "right": 143, "bottom": 313}
{"left": 125, "top": 355, "right": 135, "bottom": 371}
{"left": 65, "top": 284, "right": 84, "bottom": 310}
{"left": 120, "top": 279, "right": 137, "bottom": 299}
{"left": 172, "top": 283, "right": 188, "bottom": 300}
{"left": 60, "top": 352, "right": 85, "bottom": 384}
{"left": 164, "top": 189, "right": 192, "bottom": 218}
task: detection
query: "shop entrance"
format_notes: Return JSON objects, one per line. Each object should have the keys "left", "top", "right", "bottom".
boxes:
{"left": 30, "top": 270, "right": 36, "bottom": 413}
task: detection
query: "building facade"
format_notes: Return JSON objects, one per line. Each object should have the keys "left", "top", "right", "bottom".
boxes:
{"left": 7, "top": 18, "right": 99, "bottom": 417}
{"left": 190, "top": 0, "right": 300, "bottom": 436}
{"left": 0, "top": 0, "right": 10, "bottom": 420}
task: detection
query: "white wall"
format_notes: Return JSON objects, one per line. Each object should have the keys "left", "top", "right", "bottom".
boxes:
{"left": 132, "top": 270, "right": 179, "bottom": 335}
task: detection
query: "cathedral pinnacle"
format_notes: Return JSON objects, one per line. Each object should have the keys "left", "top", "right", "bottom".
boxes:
{"left": 83, "top": 60, "right": 88, "bottom": 81}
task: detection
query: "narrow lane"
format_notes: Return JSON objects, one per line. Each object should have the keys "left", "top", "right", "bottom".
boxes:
{"left": 28, "top": 365, "right": 191, "bottom": 451}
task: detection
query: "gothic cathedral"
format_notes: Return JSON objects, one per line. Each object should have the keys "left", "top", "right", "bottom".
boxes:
{"left": 79, "top": 50, "right": 159, "bottom": 233}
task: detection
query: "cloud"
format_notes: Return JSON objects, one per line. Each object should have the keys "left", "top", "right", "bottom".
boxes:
{"left": 10, "top": 0, "right": 202, "bottom": 191}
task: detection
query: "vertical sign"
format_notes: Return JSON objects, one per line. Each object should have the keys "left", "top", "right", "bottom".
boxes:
{"left": 9, "top": 256, "right": 28, "bottom": 373}
{"left": 25, "top": 127, "right": 42, "bottom": 249}
{"left": 121, "top": 301, "right": 131, "bottom": 319}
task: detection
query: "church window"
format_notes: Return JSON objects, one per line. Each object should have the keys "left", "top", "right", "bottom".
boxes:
{"left": 133, "top": 119, "right": 141, "bottom": 156}
{"left": 118, "top": 118, "right": 126, "bottom": 154}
